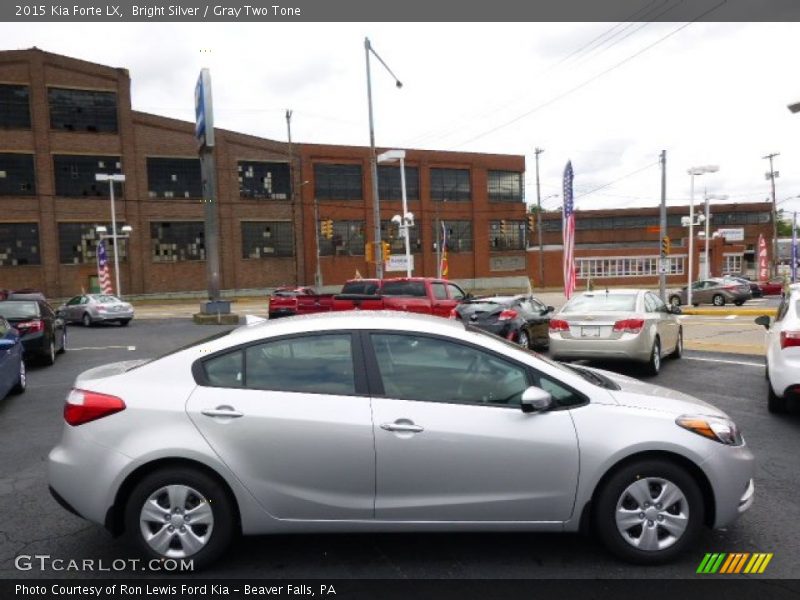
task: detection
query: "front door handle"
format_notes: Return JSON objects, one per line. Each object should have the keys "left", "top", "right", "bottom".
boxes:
{"left": 201, "top": 406, "right": 244, "bottom": 418}
{"left": 380, "top": 422, "right": 424, "bottom": 433}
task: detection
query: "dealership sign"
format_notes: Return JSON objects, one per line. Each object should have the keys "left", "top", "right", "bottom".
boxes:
{"left": 717, "top": 228, "right": 744, "bottom": 242}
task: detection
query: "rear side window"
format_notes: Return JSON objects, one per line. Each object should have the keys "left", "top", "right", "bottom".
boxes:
{"left": 204, "top": 351, "right": 243, "bottom": 388}
{"left": 0, "top": 301, "right": 39, "bottom": 319}
{"left": 341, "top": 281, "right": 380, "bottom": 295}
{"left": 381, "top": 281, "right": 425, "bottom": 297}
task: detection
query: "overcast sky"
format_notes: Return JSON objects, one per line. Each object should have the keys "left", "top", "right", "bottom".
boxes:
{"left": 5, "top": 21, "right": 800, "bottom": 222}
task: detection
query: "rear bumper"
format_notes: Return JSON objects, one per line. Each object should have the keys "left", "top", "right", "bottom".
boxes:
{"left": 20, "top": 331, "right": 47, "bottom": 355}
{"left": 268, "top": 309, "right": 297, "bottom": 318}
{"left": 549, "top": 333, "right": 652, "bottom": 362}
{"left": 93, "top": 310, "right": 134, "bottom": 322}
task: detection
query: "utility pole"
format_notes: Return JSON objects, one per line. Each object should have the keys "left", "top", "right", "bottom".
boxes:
{"left": 313, "top": 196, "right": 323, "bottom": 290}
{"left": 534, "top": 147, "right": 545, "bottom": 288}
{"left": 659, "top": 150, "right": 667, "bottom": 302}
{"left": 286, "top": 109, "right": 302, "bottom": 285}
{"left": 764, "top": 152, "right": 780, "bottom": 277}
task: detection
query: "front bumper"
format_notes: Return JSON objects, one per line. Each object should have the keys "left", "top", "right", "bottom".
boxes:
{"left": 701, "top": 442, "right": 756, "bottom": 528}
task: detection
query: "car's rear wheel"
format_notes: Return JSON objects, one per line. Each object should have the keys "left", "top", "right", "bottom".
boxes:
{"left": 646, "top": 338, "right": 661, "bottom": 375}
{"left": 82, "top": 313, "right": 93, "bottom": 327}
{"left": 125, "top": 468, "right": 235, "bottom": 570}
{"left": 734, "top": 300, "right": 745, "bottom": 306}
{"left": 671, "top": 329, "right": 683, "bottom": 359}
{"left": 41, "top": 338, "right": 56, "bottom": 365}
{"left": 595, "top": 459, "right": 704, "bottom": 564}
{"left": 119, "top": 319, "right": 131, "bottom": 326}
{"left": 57, "top": 329, "right": 66, "bottom": 354}
{"left": 767, "top": 382, "right": 788, "bottom": 414}
{"left": 712, "top": 294, "right": 725, "bottom": 307}
{"left": 517, "top": 328, "right": 530, "bottom": 349}
{"left": 10, "top": 359, "right": 25, "bottom": 394}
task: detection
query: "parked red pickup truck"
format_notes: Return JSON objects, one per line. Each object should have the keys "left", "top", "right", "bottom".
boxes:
{"left": 267, "top": 278, "right": 469, "bottom": 319}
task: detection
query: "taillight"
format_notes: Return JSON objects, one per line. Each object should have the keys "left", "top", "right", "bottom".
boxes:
{"left": 613, "top": 318, "right": 645, "bottom": 333}
{"left": 549, "top": 319, "right": 570, "bottom": 332}
{"left": 449, "top": 308, "right": 459, "bottom": 320}
{"left": 15, "top": 319, "right": 44, "bottom": 334}
{"left": 64, "top": 389, "right": 126, "bottom": 426}
{"left": 780, "top": 331, "right": 800, "bottom": 349}
{"left": 498, "top": 309, "right": 518, "bottom": 321}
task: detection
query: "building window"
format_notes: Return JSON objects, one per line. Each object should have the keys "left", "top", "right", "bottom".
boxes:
{"left": 314, "top": 163, "right": 362, "bottom": 200}
{"left": 378, "top": 165, "right": 419, "bottom": 201}
{"left": 488, "top": 170, "right": 523, "bottom": 202}
{"left": 0, "top": 223, "right": 39, "bottom": 266}
{"left": 576, "top": 255, "right": 685, "bottom": 278}
{"left": 147, "top": 158, "right": 202, "bottom": 199}
{"left": 58, "top": 222, "right": 127, "bottom": 265}
{"left": 320, "top": 221, "right": 365, "bottom": 256}
{"left": 381, "top": 219, "right": 421, "bottom": 254}
{"left": 242, "top": 221, "right": 293, "bottom": 258}
{"left": 489, "top": 220, "right": 526, "bottom": 251}
{"left": 48, "top": 88, "right": 118, "bottom": 133}
{"left": 723, "top": 254, "right": 743, "bottom": 274}
{"left": 434, "top": 220, "right": 473, "bottom": 253}
{"left": 53, "top": 155, "right": 122, "bottom": 197}
{"left": 151, "top": 222, "right": 205, "bottom": 262}
{"left": 0, "top": 84, "right": 31, "bottom": 129}
{"left": 238, "top": 161, "right": 291, "bottom": 199}
{"left": 0, "top": 153, "right": 36, "bottom": 195}
{"left": 430, "top": 168, "right": 471, "bottom": 202}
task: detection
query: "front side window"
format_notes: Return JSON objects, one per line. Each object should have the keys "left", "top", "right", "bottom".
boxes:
{"left": 431, "top": 282, "right": 447, "bottom": 300}
{"left": 447, "top": 283, "right": 466, "bottom": 300}
{"left": 245, "top": 334, "right": 355, "bottom": 395}
{"left": 48, "top": 88, "right": 118, "bottom": 133}
{"left": 370, "top": 333, "right": 529, "bottom": 406}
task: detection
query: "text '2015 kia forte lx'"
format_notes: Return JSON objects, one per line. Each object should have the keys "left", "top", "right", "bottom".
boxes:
{"left": 48, "top": 312, "right": 754, "bottom": 569}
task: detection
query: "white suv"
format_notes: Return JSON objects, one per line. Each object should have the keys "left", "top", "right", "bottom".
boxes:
{"left": 757, "top": 283, "right": 800, "bottom": 413}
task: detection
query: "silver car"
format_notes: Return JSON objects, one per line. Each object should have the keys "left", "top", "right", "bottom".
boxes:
{"left": 549, "top": 290, "right": 682, "bottom": 375}
{"left": 48, "top": 312, "right": 753, "bottom": 569}
{"left": 58, "top": 294, "right": 134, "bottom": 327}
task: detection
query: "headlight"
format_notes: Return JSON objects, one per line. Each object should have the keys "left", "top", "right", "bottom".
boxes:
{"left": 676, "top": 414, "right": 744, "bottom": 446}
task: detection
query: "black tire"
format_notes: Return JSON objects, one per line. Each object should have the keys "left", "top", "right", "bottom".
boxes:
{"left": 82, "top": 313, "right": 93, "bottom": 327}
{"left": 646, "top": 338, "right": 661, "bottom": 375}
{"left": 670, "top": 328, "right": 683, "bottom": 359}
{"left": 668, "top": 296, "right": 681, "bottom": 308}
{"left": 734, "top": 300, "right": 745, "bottom": 306}
{"left": 767, "top": 382, "right": 788, "bottom": 414}
{"left": 517, "top": 328, "right": 531, "bottom": 349}
{"left": 10, "top": 359, "right": 26, "bottom": 394}
{"left": 124, "top": 467, "right": 236, "bottom": 570}
{"left": 57, "top": 329, "right": 66, "bottom": 354}
{"left": 594, "top": 459, "right": 704, "bottom": 564}
{"left": 712, "top": 294, "right": 725, "bottom": 307}
{"left": 119, "top": 319, "right": 131, "bottom": 327}
{"left": 41, "top": 337, "right": 56, "bottom": 366}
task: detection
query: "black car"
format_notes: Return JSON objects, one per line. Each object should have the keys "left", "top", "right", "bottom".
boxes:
{"left": 723, "top": 276, "right": 762, "bottom": 298}
{"left": 0, "top": 299, "right": 67, "bottom": 365}
{"left": 454, "top": 294, "right": 554, "bottom": 350}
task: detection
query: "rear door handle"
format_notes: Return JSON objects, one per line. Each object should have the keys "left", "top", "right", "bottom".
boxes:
{"left": 201, "top": 406, "right": 244, "bottom": 418}
{"left": 380, "top": 422, "right": 424, "bottom": 433}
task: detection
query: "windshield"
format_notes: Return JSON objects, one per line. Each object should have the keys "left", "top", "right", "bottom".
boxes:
{"left": 460, "top": 300, "right": 508, "bottom": 312}
{"left": 0, "top": 301, "right": 40, "bottom": 319}
{"left": 562, "top": 293, "right": 637, "bottom": 313}
{"left": 381, "top": 281, "right": 426, "bottom": 297}
{"left": 92, "top": 295, "right": 122, "bottom": 304}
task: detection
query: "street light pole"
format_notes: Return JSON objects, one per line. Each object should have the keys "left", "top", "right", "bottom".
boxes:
{"left": 763, "top": 153, "right": 780, "bottom": 278}
{"left": 398, "top": 155, "right": 411, "bottom": 277}
{"left": 534, "top": 147, "right": 545, "bottom": 287}
{"left": 364, "top": 38, "right": 402, "bottom": 279}
{"left": 95, "top": 173, "right": 126, "bottom": 297}
{"left": 686, "top": 165, "right": 719, "bottom": 305}
{"left": 703, "top": 192, "right": 728, "bottom": 278}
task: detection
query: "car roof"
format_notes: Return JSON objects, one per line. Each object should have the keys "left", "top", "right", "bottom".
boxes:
{"left": 572, "top": 289, "right": 643, "bottom": 296}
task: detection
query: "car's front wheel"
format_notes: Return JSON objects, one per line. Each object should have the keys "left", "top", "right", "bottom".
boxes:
{"left": 595, "top": 459, "right": 704, "bottom": 564}
{"left": 517, "top": 328, "right": 530, "bottom": 349}
{"left": 712, "top": 294, "right": 725, "bottom": 307}
{"left": 42, "top": 338, "right": 56, "bottom": 365}
{"left": 124, "top": 468, "right": 236, "bottom": 570}
{"left": 10, "top": 359, "right": 25, "bottom": 394}
{"left": 646, "top": 338, "right": 661, "bottom": 375}
{"left": 671, "top": 329, "right": 683, "bottom": 359}
{"left": 82, "top": 313, "right": 93, "bottom": 327}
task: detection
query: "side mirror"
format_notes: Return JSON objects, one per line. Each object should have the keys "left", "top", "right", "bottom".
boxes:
{"left": 754, "top": 315, "right": 770, "bottom": 330}
{"left": 520, "top": 386, "right": 553, "bottom": 414}
{"left": 543, "top": 305, "right": 555, "bottom": 314}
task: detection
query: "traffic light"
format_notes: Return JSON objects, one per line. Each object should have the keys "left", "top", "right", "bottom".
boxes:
{"left": 527, "top": 214, "right": 535, "bottom": 234}
{"left": 661, "top": 235, "right": 671, "bottom": 256}
{"left": 321, "top": 219, "right": 333, "bottom": 239}
{"left": 381, "top": 241, "right": 391, "bottom": 261}
{"left": 500, "top": 219, "right": 507, "bottom": 236}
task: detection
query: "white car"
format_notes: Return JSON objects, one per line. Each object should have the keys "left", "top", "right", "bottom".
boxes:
{"left": 756, "top": 283, "right": 800, "bottom": 413}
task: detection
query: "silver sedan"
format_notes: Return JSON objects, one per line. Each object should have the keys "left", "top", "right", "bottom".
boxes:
{"left": 58, "top": 294, "right": 134, "bottom": 327}
{"left": 48, "top": 311, "right": 753, "bottom": 569}
{"left": 549, "top": 289, "right": 682, "bottom": 375}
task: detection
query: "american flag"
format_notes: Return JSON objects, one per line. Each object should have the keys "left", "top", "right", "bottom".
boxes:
{"left": 97, "top": 239, "right": 114, "bottom": 295}
{"left": 440, "top": 221, "right": 449, "bottom": 278}
{"left": 562, "top": 161, "right": 576, "bottom": 299}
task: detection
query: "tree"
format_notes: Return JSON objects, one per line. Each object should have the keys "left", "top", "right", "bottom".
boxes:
{"left": 777, "top": 210, "right": 796, "bottom": 237}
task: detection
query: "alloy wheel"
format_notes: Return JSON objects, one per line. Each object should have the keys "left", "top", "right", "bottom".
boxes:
{"left": 139, "top": 484, "right": 215, "bottom": 559}
{"left": 518, "top": 330, "right": 530, "bottom": 349}
{"left": 615, "top": 477, "right": 689, "bottom": 551}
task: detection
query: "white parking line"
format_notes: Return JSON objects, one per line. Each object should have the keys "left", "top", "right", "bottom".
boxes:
{"left": 68, "top": 345, "right": 136, "bottom": 351}
{"left": 684, "top": 356, "right": 763, "bottom": 368}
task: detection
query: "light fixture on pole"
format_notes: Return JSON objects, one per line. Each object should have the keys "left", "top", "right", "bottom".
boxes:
{"left": 686, "top": 165, "right": 719, "bottom": 305}
{"left": 364, "top": 37, "right": 402, "bottom": 279}
{"left": 702, "top": 192, "right": 728, "bottom": 278}
{"left": 95, "top": 173, "right": 126, "bottom": 297}
{"left": 377, "top": 149, "right": 413, "bottom": 276}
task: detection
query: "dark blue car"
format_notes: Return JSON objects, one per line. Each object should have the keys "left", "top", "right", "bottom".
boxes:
{"left": 0, "top": 316, "right": 26, "bottom": 400}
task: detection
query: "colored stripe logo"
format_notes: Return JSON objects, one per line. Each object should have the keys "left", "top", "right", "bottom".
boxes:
{"left": 697, "top": 553, "right": 773, "bottom": 574}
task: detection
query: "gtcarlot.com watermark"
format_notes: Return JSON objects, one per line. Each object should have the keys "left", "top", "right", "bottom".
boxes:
{"left": 14, "top": 554, "right": 194, "bottom": 573}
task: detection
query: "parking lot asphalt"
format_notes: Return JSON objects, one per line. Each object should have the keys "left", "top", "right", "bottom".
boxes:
{"left": 0, "top": 319, "right": 798, "bottom": 580}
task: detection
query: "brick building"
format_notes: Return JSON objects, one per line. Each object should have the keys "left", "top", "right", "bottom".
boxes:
{"left": 0, "top": 48, "right": 528, "bottom": 298}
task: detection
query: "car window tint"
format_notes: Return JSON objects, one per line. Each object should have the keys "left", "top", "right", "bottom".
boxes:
{"left": 67, "top": 297, "right": 80, "bottom": 306}
{"left": 370, "top": 333, "right": 528, "bottom": 406}
{"left": 431, "top": 282, "right": 448, "bottom": 300}
{"left": 381, "top": 281, "right": 426, "bottom": 296}
{"left": 203, "top": 351, "right": 244, "bottom": 388}
{"left": 341, "top": 281, "right": 379, "bottom": 295}
{"left": 245, "top": 334, "right": 355, "bottom": 395}
{"left": 447, "top": 283, "right": 465, "bottom": 301}
{"left": 0, "top": 301, "right": 39, "bottom": 319}
{"left": 532, "top": 371, "right": 586, "bottom": 408}
{"left": 775, "top": 297, "right": 789, "bottom": 322}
